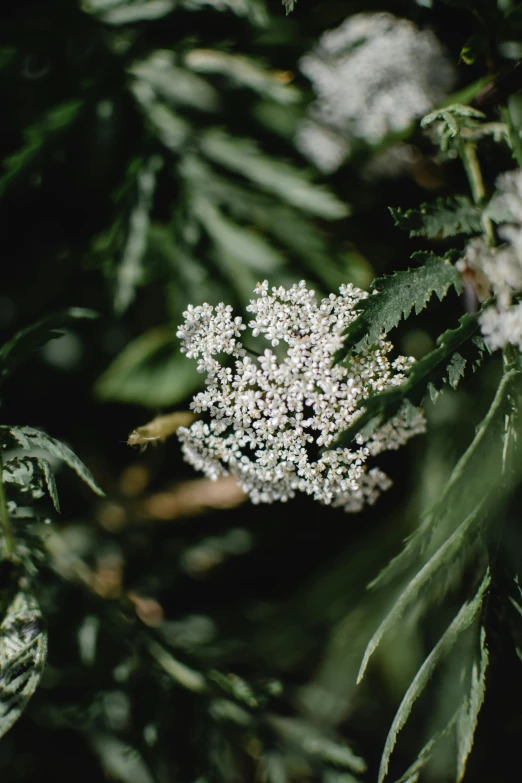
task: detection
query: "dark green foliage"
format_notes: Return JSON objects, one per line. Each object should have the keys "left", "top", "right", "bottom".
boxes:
{"left": 2, "top": 1, "right": 522, "bottom": 782}
{"left": 0, "top": 101, "right": 83, "bottom": 196}
{"left": 1, "top": 427, "right": 104, "bottom": 497}
{"left": 0, "top": 309, "right": 97, "bottom": 386}
{"left": 94, "top": 327, "right": 202, "bottom": 407}
{"left": 389, "top": 197, "right": 482, "bottom": 239}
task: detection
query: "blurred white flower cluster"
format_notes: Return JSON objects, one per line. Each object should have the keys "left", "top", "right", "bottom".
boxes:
{"left": 458, "top": 170, "right": 522, "bottom": 352}
{"left": 176, "top": 281, "right": 425, "bottom": 512}
{"left": 296, "top": 12, "right": 455, "bottom": 173}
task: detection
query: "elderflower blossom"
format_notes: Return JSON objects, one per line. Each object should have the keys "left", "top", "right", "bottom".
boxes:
{"left": 458, "top": 169, "right": 522, "bottom": 352}
{"left": 176, "top": 281, "right": 425, "bottom": 513}
{"left": 296, "top": 12, "right": 454, "bottom": 173}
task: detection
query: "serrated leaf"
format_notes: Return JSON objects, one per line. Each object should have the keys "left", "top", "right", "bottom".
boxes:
{"left": 392, "top": 621, "right": 488, "bottom": 783}
{"left": 336, "top": 253, "right": 460, "bottom": 359}
{"left": 0, "top": 427, "right": 104, "bottom": 497}
{"left": 357, "top": 503, "right": 484, "bottom": 684}
{"left": 333, "top": 311, "right": 480, "bottom": 449}
{"left": 456, "top": 626, "right": 488, "bottom": 782}
{"left": 422, "top": 104, "right": 485, "bottom": 131}
{"left": 371, "top": 356, "right": 522, "bottom": 592}
{"left": 0, "top": 592, "right": 47, "bottom": 739}
{"left": 389, "top": 197, "right": 482, "bottom": 239}
{"left": 200, "top": 130, "right": 349, "bottom": 220}
{"left": 95, "top": 327, "right": 202, "bottom": 407}
{"left": 446, "top": 352, "right": 467, "bottom": 389}
{"left": 391, "top": 705, "right": 462, "bottom": 783}
{"left": 421, "top": 104, "right": 487, "bottom": 152}
{"left": 0, "top": 308, "right": 97, "bottom": 386}
{"left": 378, "top": 572, "right": 490, "bottom": 783}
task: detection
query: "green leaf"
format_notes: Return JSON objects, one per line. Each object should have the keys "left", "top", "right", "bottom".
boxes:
{"left": 200, "top": 130, "right": 349, "bottom": 220}
{"left": 333, "top": 311, "right": 481, "bottom": 449}
{"left": 209, "top": 670, "right": 259, "bottom": 707}
{"left": 267, "top": 716, "right": 367, "bottom": 774}
{"left": 193, "top": 196, "right": 284, "bottom": 300}
{"left": 0, "top": 101, "right": 82, "bottom": 196}
{"left": 357, "top": 503, "right": 485, "bottom": 684}
{"left": 185, "top": 50, "right": 300, "bottom": 105}
{"left": 455, "top": 626, "right": 489, "bottom": 782}
{"left": 422, "top": 104, "right": 485, "bottom": 132}
{"left": 131, "top": 86, "right": 190, "bottom": 152}
{"left": 371, "top": 356, "right": 522, "bottom": 592}
{"left": 0, "top": 427, "right": 104, "bottom": 497}
{"left": 390, "top": 622, "right": 488, "bottom": 783}
{"left": 85, "top": 0, "right": 176, "bottom": 24}
{"left": 501, "top": 98, "right": 522, "bottom": 169}
{"left": 378, "top": 572, "right": 490, "bottom": 783}
{"left": 446, "top": 352, "right": 467, "bottom": 390}
{"left": 181, "top": 0, "right": 268, "bottom": 25}
{"left": 129, "top": 52, "right": 219, "bottom": 113}
{"left": 389, "top": 197, "right": 482, "bottom": 239}
{"left": 459, "top": 33, "right": 488, "bottom": 66}
{"left": 3, "top": 456, "right": 60, "bottom": 512}
{"left": 0, "top": 592, "right": 47, "bottom": 739}
{"left": 421, "top": 104, "right": 486, "bottom": 152}
{"left": 114, "top": 156, "right": 162, "bottom": 314}
{"left": 94, "top": 327, "right": 202, "bottom": 407}
{"left": 179, "top": 155, "right": 356, "bottom": 291}
{"left": 0, "top": 308, "right": 97, "bottom": 386}
{"left": 336, "top": 253, "right": 460, "bottom": 359}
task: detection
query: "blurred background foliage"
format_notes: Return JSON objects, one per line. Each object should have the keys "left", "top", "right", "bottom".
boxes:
{"left": 2, "top": 0, "right": 522, "bottom": 781}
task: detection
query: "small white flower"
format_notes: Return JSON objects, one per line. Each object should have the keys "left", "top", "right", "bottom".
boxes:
{"left": 459, "top": 169, "right": 522, "bottom": 352}
{"left": 177, "top": 281, "right": 425, "bottom": 512}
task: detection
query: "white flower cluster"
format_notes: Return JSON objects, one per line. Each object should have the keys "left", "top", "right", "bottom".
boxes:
{"left": 176, "top": 281, "right": 425, "bottom": 512}
{"left": 296, "top": 12, "right": 454, "bottom": 174}
{"left": 458, "top": 170, "right": 522, "bottom": 352}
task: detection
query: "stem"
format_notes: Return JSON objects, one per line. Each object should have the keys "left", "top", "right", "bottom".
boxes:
{"left": 0, "top": 450, "right": 15, "bottom": 560}
{"left": 460, "top": 142, "right": 495, "bottom": 246}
